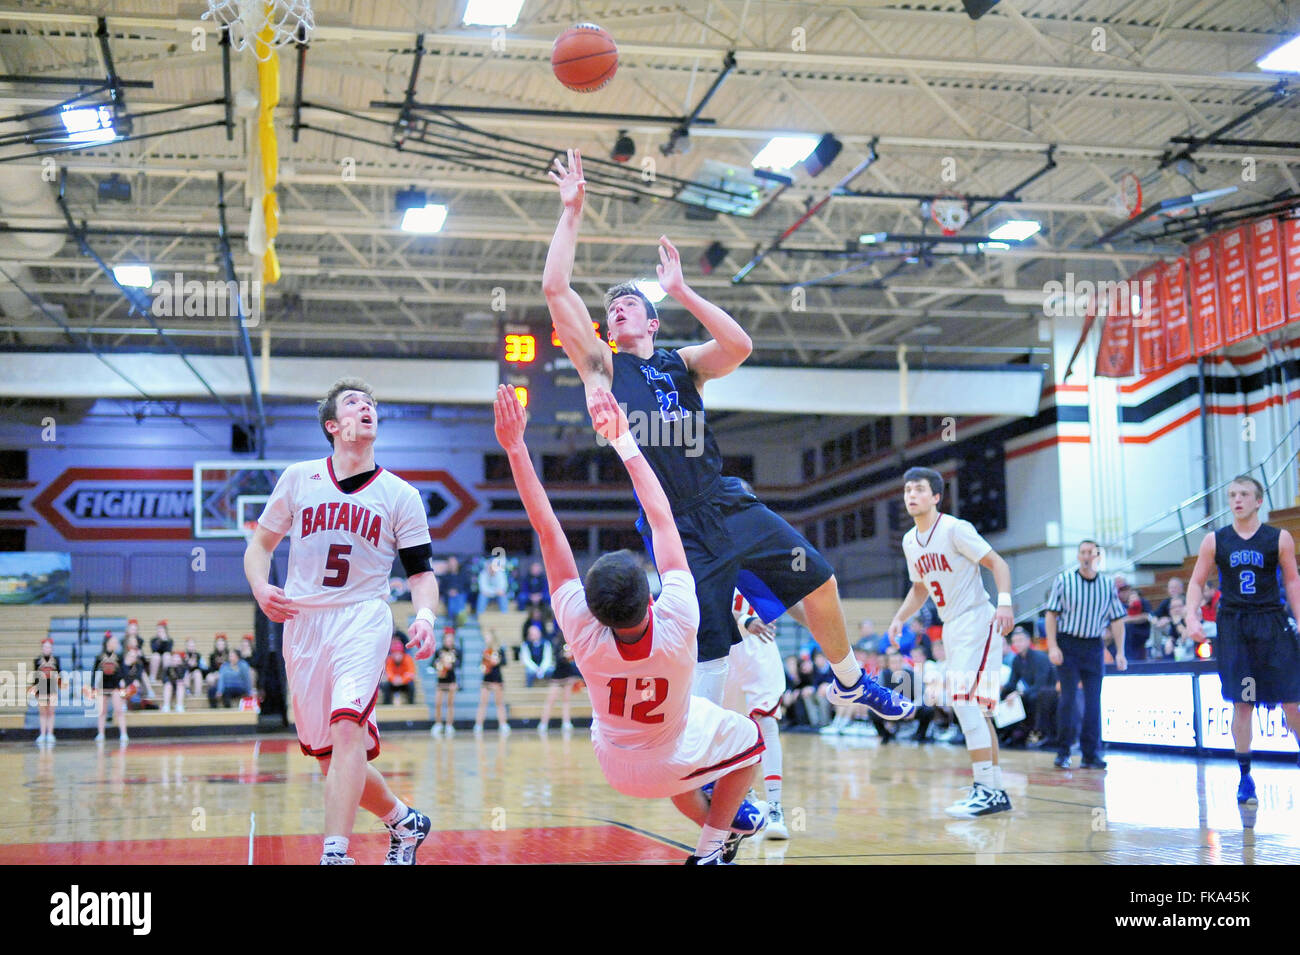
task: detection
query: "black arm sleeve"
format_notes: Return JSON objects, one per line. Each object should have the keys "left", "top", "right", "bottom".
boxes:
{"left": 399, "top": 543, "right": 435, "bottom": 578}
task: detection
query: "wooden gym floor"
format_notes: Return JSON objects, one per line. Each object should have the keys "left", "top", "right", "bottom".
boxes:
{"left": 2, "top": 729, "right": 1297, "bottom": 865}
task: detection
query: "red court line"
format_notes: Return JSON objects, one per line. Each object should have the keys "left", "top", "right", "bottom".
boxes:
{"left": 1, "top": 825, "right": 685, "bottom": 865}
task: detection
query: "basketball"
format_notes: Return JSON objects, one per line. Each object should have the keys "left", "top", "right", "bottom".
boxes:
{"left": 551, "top": 23, "right": 618, "bottom": 93}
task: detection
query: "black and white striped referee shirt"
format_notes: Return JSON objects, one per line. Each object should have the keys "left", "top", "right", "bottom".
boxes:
{"left": 1045, "top": 569, "right": 1126, "bottom": 638}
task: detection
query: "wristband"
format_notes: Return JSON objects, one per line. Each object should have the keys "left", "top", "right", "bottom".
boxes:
{"left": 611, "top": 431, "right": 640, "bottom": 461}
{"left": 997, "top": 592, "right": 1012, "bottom": 607}
{"left": 416, "top": 608, "right": 436, "bottom": 628}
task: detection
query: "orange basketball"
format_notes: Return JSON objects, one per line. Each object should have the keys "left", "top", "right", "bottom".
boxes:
{"left": 552, "top": 23, "right": 618, "bottom": 93}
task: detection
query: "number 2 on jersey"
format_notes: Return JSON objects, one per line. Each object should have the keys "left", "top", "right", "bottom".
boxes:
{"left": 606, "top": 677, "right": 668, "bottom": 723}
{"left": 929, "top": 580, "right": 946, "bottom": 607}
{"left": 1240, "top": 570, "right": 1256, "bottom": 595}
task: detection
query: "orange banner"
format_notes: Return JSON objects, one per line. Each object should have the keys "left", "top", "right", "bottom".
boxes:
{"left": 1189, "top": 236, "right": 1223, "bottom": 356}
{"left": 1250, "top": 216, "right": 1287, "bottom": 333}
{"left": 1284, "top": 216, "right": 1300, "bottom": 326}
{"left": 1095, "top": 297, "right": 1134, "bottom": 378}
{"left": 1219, "top": 225, "right": 1254, "bottom": 344}
{"left": 1162, "top": 258, "right": 1193, "bottom": 365}
{"left": 1133, "top": 266, "right": 1165, "bottom": 374}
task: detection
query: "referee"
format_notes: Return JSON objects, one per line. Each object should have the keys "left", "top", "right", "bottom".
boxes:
{"left": 1044, "top": 539, "right": 1128, "bottom": 770}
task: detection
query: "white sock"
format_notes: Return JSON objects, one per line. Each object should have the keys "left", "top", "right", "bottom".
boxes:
{"left": 830, "top": 652, "right": 863, "bottom": 687}
{"left": 381, "top": 799, "right": 410, "bottom": 827}
{"left": 988, "top": 764, "right": 1004, "bottom": 790}
{"left": 972, "top": 760, "right": 996, "bottom": 788}
{"left": 695, "top": 824, "right": 729, "bottom": 860}
{"left": 757, "top": 716, "right": 782, "bottom": 801}
{"left": 691, "top": 659, "right": 729, "bottom": 705}
{"left": 323, "top": 836, "right": 349, "bottom": 857}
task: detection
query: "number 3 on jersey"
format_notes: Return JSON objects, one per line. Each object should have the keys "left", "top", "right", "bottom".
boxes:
{"left": 929, "top": 580, "right": 946, "bottom": 608}
{"left": 607, "top": 677, "right": 668, "bottom": 723}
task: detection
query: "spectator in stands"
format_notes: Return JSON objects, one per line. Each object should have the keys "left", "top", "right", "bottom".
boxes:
{"left": 1201, "top": 578, "right": 1220, "bottom": 634}
{"left": 521, "top": 623, "right": 554, "bottom": 690}
{"left": 539, "top": 628, "right": 580, "bottom": 732}
{"left": 431, "top": 630, "right": 461, "bottom": 736}
{"left": 181, "top": 639, "right": 205, "bottom": 698}
{"left": 32, "top": 638, "right": 61, "bottom": 745}
{"left": 1119, "top": 584, "right": 1154, "bottom": 663}
{"left": 124, "top": 632, "right": 145, "bottom": 663}
{"left": 515, "top": 560, "right": 549, "bottom": 610}
{"left": 160, "top": 643, "right": 188, "bottom": 713}
{"left": 387, "top": 576, "right": 409, "bottom": 602}
{"left": 238, "top": 634, "right": 259, "bottom": 693}
{"left": 476, "top": 556, "right": 511, "bottom": 615}
{"left": 119, "top": 644, "right": 152, "bottom": 715}
{"left": 1159, "top": 596, "right": 1194, "bottom": 661}
{"left": 439, "top": 556, "right": 472, "bottom": 626}
{"left": 124, "top": 618, "right": 140, "bottom": 651}
{"left": 215, "top": 650, "right": 252, "bottom": 707}
{"left": 381, "top": 635, "right": 417, "bottom": 705}
{"left": 149, "top": 620, "right": 173, "bottom": 682}
{"left": 1154, "top": 577, "right": 1185, "bottom": 628}
{"left": 927, "top": 639, "right": 959, "bottom": 742}
{"left": 205, "top": 634, "right": 229, "bottom": 707}
{"left": 780, "top": 655, "right": 808, "bottom": 728}
{"left": 854, "top": 619, "right": 877, "bottom": 653}
{"left": 520, "top": 604, "right": 556, "bottom": 644}
{"left": 93, "top": 634, "right": 125, "bottom": 743}
{"left": 806, "top": 651, "right": 834, "bottom": 727}
{"left": 999, "top": 626, "right": 1058, "bottom": 748}
{"left": 473, "top": 629, "right": 510, "bottom": 733}
{"left": 908, "top": 645, "right": 937, "bottom": 742}
{"left": 878, "top": 614, "right": 923, "bottom": 656}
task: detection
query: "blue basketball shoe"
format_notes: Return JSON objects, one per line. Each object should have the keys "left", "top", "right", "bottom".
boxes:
{"left": 826, "top": 672, "right": 915, "bottom": 720}
{"left": 1237, "top": 774, "right": 1258, "bottom": 805}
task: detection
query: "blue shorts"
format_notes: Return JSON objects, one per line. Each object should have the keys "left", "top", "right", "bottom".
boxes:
{"left": 1216, "top": 609, "right": 1300, "bottom": 704}
{"left": 638, "top": 476, "right": 834, "bottom": 662}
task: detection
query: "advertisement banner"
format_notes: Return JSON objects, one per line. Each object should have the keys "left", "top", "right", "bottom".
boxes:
{"left": 1198, "top": 673, "right": 1299, "bottom": 754}
{"left": 1101, "top": 673, "right": 1198, "bottom": 747}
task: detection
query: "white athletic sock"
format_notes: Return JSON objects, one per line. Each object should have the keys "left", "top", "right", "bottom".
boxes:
{"left": 691, "top": 659, "right": 729, "bottom": 705}
{"left": 695, "top": 824, "right": 729, "bottom": 860}
{"left": 757, "top": 715, "right": 782, "bottom": 802}
{"left": 972, "top": 760, "right": 996, "bottom": 788}
{"left": 323, "top": 836, "right": 349, "bottom": 857}
{"left": 381, "top": 799, "right": 410, "bottom": 827}
{"left": 829, "top": 652, "right": 863, "bottom": 687}
{"left": 988, "top": 764, "right": 1004, "bottom": 790}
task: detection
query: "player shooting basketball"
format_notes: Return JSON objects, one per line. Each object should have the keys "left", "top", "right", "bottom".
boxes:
{"left": 542, "top": 148, "right": 912, "bottom": 722}
{"left": 244, "top": 378, "right": 439, "bottom": 865}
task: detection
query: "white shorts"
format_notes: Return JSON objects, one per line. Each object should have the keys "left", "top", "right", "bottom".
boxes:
{"left": 941, "top": 602, "right": 1002, "bottom": 713}
{"left": 723, "top": 634, "right": 785, "bottom": 718}
{"left": 592, "top": 696, "right": 764, "bottom": 800}
{"left": 283, "top": 598, "right": 392, "bottom": 761}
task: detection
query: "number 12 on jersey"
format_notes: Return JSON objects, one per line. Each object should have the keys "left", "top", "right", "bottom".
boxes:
{"left": 606, "top": 677, "right": 668, "bottom": 723}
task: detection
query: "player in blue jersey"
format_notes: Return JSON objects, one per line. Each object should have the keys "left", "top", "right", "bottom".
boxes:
{"left": 542, "top": 148, "right": 912, "bottom": 721}
{"left": 1186, "top": 475, "right": 1300, "bottom": 804}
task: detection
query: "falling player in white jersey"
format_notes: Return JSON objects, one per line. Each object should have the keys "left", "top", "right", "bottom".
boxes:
{"left": 724, "top": 589, "right": 791, "bottom": 839}
{"left": 890, "top": 466, "right": 1015, "bottom": 817}
{"left": 244, "top": 378, "right": 440, "bottom": 865}
{"left": 495, "top": 384, "right": 767, "bottom": 864}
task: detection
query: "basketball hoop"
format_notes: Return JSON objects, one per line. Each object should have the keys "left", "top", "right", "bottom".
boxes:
{"left": 929, "top": 196, "right": 970, "bottom": 237}
{"left": 1106, "top": 172, "right": 1142, "bottom": 220}
{"left": 203, "top": 0, "right": 315, "bottom": 60}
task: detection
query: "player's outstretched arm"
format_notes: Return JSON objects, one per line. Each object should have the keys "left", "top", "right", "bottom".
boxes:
{"left": 889, "top": 581, "right": 929, "bottom": 641}
{"left": 243, "top": 524, "right": 298, "bottom": 622}
{"left": 1184, "top": 531, "right": 1216, "bottom": 642}
{"left": 657, "top": 236, "right": 751, "bottom": 385}
{"left": 494, "top": 385, "right": 580, "bottom": 590}
{"left": 543, "top": 148, "right": 613, "bottom": 389}
{"left": 589, "top": 387, "right": 688, "bottom": 575}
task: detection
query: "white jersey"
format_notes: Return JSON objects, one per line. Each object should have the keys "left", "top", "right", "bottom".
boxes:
{"left": 902, "top": 513, "right": 993, "bottom": 622}
{"left": 259, "top": 458, "right": 431, "bottom": 610}
{"left": 552, "top": 569, "right": 699, "bottom": 751}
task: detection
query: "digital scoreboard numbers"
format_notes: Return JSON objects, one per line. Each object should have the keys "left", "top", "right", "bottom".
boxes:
{"left": 499, "top": 322, "right": 610, "bottom": 427}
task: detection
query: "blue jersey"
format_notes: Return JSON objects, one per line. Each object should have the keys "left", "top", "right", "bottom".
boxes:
{"left": 1214, "top": 523, "right": 1282, "bottom": 612}
{"left": 609, "top": 348, "right": 724, "bottom": 507}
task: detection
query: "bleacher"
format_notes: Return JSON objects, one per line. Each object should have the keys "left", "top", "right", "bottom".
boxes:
{"left": 1, "top": 594, "right": 900, "bottom": 740}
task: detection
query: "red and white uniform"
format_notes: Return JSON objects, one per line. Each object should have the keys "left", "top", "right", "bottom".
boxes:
{"left": 902, "top": 513, "right": 1001, "bottom": 711}
{"left": 552, "top": 570, "right": 764, "bottom": 799}
{"left": 723, "top": 591, "right": 785, "bottom": 719}
{"left": 259, "top": 458, "right": 430, "bottom": 760}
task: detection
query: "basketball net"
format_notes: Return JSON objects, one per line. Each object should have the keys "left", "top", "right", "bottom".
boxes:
{"left": 929, "top": 196, "right": 969, "bottom": 237}
{"left": 203, "top": 0, "right": 315, "bottom": 60}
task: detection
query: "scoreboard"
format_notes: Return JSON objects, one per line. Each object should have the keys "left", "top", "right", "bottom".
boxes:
{"left": 497, "top": 321, "right": 615, "bottom": 427}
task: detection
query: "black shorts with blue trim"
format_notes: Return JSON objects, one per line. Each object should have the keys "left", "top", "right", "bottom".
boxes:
{"left": 1216, "top": 608, "right": 1300, "bottom": 705}
{"left": 638, "top": 476, "right": 835, "bottom": 663}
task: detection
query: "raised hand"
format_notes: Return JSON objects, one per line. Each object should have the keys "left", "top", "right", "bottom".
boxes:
{"left": 493, "top": 384, "right": 527, "bottom": 451}
{"left": 587, "top": 387, "right": 629, "bottom": 443}
{"left": 655, "top": 235, "right": 686, "bottom": 298}
{"left": 548, "top": 148, "right": 585, "bottom": 212}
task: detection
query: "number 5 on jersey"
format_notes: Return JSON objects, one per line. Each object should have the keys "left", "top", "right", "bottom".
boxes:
{"left": 323, "top": 543, "right": 351, "bottom": 588}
